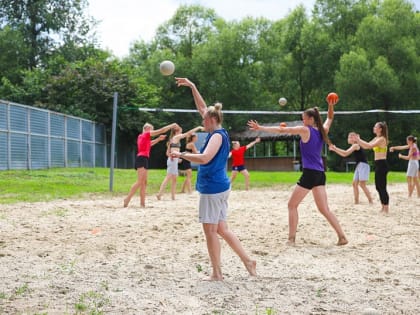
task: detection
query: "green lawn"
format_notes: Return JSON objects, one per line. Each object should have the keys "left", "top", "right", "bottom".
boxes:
{"left": 0, "top": 168, "right": 407, "bottom": 204}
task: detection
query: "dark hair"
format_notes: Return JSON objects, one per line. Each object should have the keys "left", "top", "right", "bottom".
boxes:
{"left": 407, "top": 135, "right": 417, "bottom": 143}
{"left": 304, "top": 107, "right": 330, "bottom": 144}
{"left": 186, "top": 133, "right": 197, "bottom": 143}
{"left": 376, "top": 122, "right": 389, "bottom": 144}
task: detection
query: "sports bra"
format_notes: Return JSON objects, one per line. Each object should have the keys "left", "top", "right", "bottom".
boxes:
{"left": 169, "top": 142, "right": 181, "bottom": 148}
{"left": 373, "top": 146, "right": 387, "bottom": 153}
{"left": 412, "top": 144, "right": 419, "bottom": 157}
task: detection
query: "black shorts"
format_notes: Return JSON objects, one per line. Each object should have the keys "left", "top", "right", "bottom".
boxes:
{"left": 297, "top": 168, "right": 326, "bottom": 189}
{"left": 134, "top": 155, "right": 149, "bottom": 170}
{"left": 179, "top": 158, "right": 192, "bottom": 170}
{"left": 232, "top": 165, "right": 246, "bottom": 172}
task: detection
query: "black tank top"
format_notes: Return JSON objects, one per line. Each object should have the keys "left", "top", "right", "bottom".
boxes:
{"left": 353, "top": 148, "right": 367, "bottom": 164}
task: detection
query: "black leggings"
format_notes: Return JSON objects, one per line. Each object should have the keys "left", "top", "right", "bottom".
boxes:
{"left": 375, "top": 160, "right": 389, "bottom": 205}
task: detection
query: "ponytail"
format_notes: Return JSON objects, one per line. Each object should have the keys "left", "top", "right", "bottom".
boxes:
{"left": 377, "top": 122, "right": 389, "bottom": 145}
{"left": 407, "top": 135, "right": 417, "bottom": 143}
{"left": 304, "top": 107, "right": 330, "bottom": 145}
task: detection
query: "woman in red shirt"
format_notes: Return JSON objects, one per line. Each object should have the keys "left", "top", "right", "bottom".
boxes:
{"left": 229, "top": 137, "right": 260, "bottom": 190}
{"left": 124, "top": 122, "right": 179, "bottom": 208}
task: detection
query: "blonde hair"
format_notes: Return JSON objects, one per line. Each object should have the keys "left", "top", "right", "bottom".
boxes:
{"left": 143, "top": 123, "right": 153, "bottom": 132}
{"left": 206, "top": 102, "right": 223, "bottom": 124}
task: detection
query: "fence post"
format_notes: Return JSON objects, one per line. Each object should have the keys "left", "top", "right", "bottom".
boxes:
{"left": 109, "top": 92, "right": 118, "bottom": 192}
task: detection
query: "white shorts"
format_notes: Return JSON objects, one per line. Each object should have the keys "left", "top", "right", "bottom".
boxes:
{"left": 166, "top": 158, "right": 179, "bottom": 175}
{"left": 406, "top": 160, "right": 419, "bottom": 177}
{"left": 198, "top": 189, "right": 230, "bottom": 224}
{"left": 353, "top": 162, "right": 370, "bottom": 182}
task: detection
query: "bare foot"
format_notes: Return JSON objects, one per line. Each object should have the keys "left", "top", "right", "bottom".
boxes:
{"left": 140, "top": 203, "right": 146, "bottom": 208}
{"left": 337, "top": 236, "right": 348, "bottom": 246}
{"left": 380, "top": 205, "right": 389, "bottom": 214}
{"left": 123, "top": 198, "right": 129, "bottom": 207}
{"left": 286, "top": 236, "right": 296, "bottom": 246}
{"left": 156, "top": 194, "right": 161, "bottom": 201}
{"left": 203, "top": 275, "right": 223, "bottom": 281}
{"left": 244, "top": 260, "right": 257, "bottom": 277}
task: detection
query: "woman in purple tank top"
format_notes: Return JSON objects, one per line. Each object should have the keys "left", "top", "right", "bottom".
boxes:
{"left": 247, "top": 97, "right": 348, "bottom": 246}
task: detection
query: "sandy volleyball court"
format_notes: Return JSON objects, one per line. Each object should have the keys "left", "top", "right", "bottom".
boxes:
{"left": 0, "top": 183, "right": 419, "bottom": 314}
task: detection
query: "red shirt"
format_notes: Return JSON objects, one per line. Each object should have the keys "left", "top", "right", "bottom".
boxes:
{"left": 230, "top": 146, "right": 247, "bottom": 166}
{"left": 137, "top": 132, "right": 151, "bottom": 157}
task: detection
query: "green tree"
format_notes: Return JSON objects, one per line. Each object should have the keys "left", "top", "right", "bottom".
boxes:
{"left": 313, "top": 0, "right": 374, "bottom": 51}
{"left": 0, "top": 26, "right": 29, "bottom": 83}
{"left": 335, "top": 49, "right": 374, "bottom": 108}
{"left": 127, "top": 5, "right": 222, "bottom": 131}
{"left": 0, "top": 0, "right": 94, "bottom": 69}
{"left": 354, "top": 0, "right": 420, "bottom": 108}
{"left": 154, "top": 5, "right": 219, "bottom": 58}
{"left": 281, "top": 6, "right": 336, "bottom": 110}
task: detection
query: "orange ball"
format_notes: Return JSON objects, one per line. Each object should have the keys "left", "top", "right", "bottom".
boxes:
{"left": 327, "top": 92, "right": 339, "bottom": 103}
{"left": 280, "top": 122, "right": 287, "bottom": 127}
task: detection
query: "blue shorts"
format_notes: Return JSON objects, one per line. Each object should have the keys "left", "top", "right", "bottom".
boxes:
{"left": 297, "top": 168, "right": 326, "bottom": 189}
{"left": 232, "top": 165, "right": 246, "bottom": 172}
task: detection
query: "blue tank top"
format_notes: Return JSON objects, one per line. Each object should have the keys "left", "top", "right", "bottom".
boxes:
{"left": 300, "top": 126, "right": 324, "bottom": 171}
{"left": 196, "top": 129, "right": 231, "bottom": 194}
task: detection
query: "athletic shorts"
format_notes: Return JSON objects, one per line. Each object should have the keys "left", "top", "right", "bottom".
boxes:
{"left": 166, "top": 158, "right": 179, "bottom": 175}
{"left": 135, "top": 155, "right": 149, "bottom": 170}
{"left": 406, "top": 160, "right": 419, "bottom": 177}
{"left": 297, "top": 168, "right": 326, "bottom": 189}
{"left": 179, "top": 158, "right": 192, "bottom": 170}
{"left": 199, "top": 189, "right": 230, "bottom": 224}
{"left": 232, "top": 165, "right": 246, "bottom": 172}
{"left": 353, "top": 162, "right": 370, "bottom": 182}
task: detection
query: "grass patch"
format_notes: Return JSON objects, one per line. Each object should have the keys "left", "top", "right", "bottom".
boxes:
{"left": 74, "top": 290, "right": 109, "bottom": 314}
{"left": 0, "top": 167, "right": 407, "bottom": 204}
{"left": 14, "top": 283, "right": 30, "bottom": 296}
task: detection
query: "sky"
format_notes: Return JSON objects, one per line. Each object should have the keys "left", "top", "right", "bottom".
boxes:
{"left": 87, "top": 0, "right": 420, "bottom": 58}
{"left": 87, "top": 0, "right": 317, "bottom": 57}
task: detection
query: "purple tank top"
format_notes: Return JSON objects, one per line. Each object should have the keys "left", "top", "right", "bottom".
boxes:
{"left": 300, "top": 126, "right": 324, "bottom": 171}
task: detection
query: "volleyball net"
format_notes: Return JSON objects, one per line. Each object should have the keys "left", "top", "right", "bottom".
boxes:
{"left": 138, "top": 107, "right": 420, "bottom": 171}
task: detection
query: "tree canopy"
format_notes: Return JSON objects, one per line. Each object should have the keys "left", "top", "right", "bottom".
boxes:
{"left": 1, "top": 0, "right": 419, "bottom": 170}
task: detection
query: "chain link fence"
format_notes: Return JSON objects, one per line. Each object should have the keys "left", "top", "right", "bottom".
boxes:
{"left": 0, "top": 100, "right": 107, "bottom": 170}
